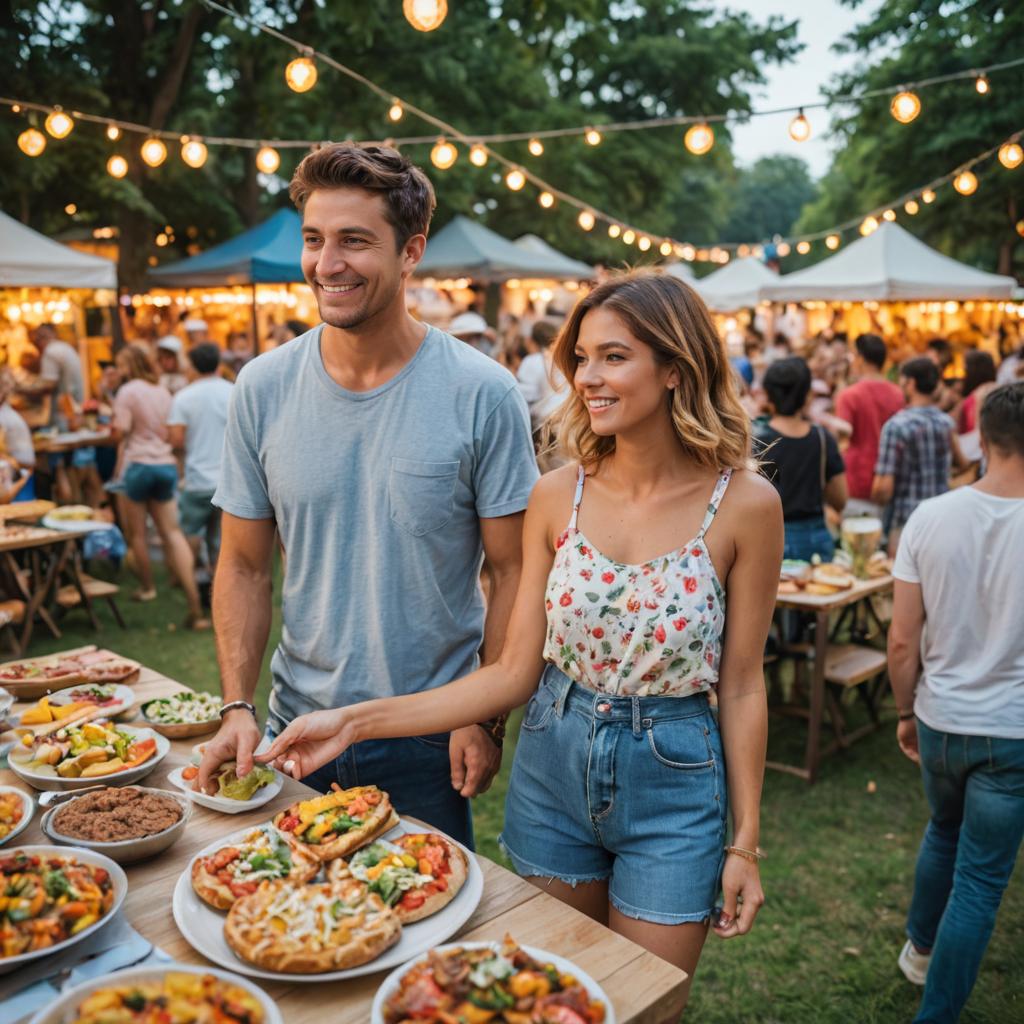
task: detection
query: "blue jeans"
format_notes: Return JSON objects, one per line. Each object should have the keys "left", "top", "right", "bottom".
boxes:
{"left": 782, "top": 516, "right": 835, "bottom": 562}
{"left": 264, "top": 713, "right": 473, "bottom": 850}
{"left": 907, "top": 720, "right": 1024, "bottom": 1023}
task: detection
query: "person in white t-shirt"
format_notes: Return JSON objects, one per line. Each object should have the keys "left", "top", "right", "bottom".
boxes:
{"left": 515, "top": 318, "right": 566, "bottom": 431}
{"left": 167, "top": 343, "right": 233, "bottom": 573}
{"left": 888, "top": 381, "right": 1024, "bottom": 1022}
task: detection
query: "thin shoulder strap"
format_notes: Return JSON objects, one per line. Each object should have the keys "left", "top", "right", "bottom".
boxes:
{"left": 567, "top": 465, "right": 586, "bottom": 532}
{"left": 697, "top": 470, "right": 733, "bottom": 540}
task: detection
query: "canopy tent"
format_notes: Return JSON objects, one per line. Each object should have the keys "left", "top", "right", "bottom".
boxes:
{"left": 662, "top": 261, "right": 697, "bottom": 283}
{"left": 417, "top": 215, "right": 593, "bottom": 282}
{"left": 0, "top": 210, "right": 116, "bottom": 289}
{"left": 513, "top": 234, "right": 594, "bottom": 279}
{"left": 148, "top": 208, "right": 304, "bottom": 287}
{"left": 762, "top": 222, "right": 1016, "bottom": 302}
{"left": 694, "top": 256, "right": 779, "bottom": 311}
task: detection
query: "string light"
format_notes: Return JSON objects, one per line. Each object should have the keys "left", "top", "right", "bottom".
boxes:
{"left": 922, "top": 189, "right": 937, "bottom": 203}
{"left": 776, "top": 242, "right": 791, "bottom": 257}
{"left": 17, "top": 128, "right": 46, "bottom": 157}
{"left": 638, "top": 236, "right": 651, "bottom": 251}
{"left": 44, "top": 108, "right": 74, "bottom": 139}
{"left": 180, "top": 138, "right": 208, "bottom": 168}
{"left": 403, "top": 0, "right": 448, "bottom": 32}
{"left": 106, "top": 125, "right": 121, "bottom": 141}
{"left": 975, "top": 74, "right": 990, "bottom": 95}
{"left": 788, "top": 109, "right": 811, "bottom": 143}
{"left": 680, "top": 244, "right": 696, "bottom": 260}
{"left": 998, "top": 142, "right": 1023, "bottom": 169}
{"left": 882, "top": 208, "right": 896, "bottom": 222}
{"left": 469, "top": 144, "right": 488, "bottom": 167}
{"left": 659, "top": 241, "right": 673, "bottom": 256}
{"left": 578, "top": 210, "right": 596, "bottom": 231}
{"left": 106, "top": 154, "right": 128, "bottom": 178}
{"left": 538, "top": 191, "right": 554, "bottom": 208}
{"left": 584, "top": 128, "right": 602, "bottom": 146}
{"left": 64, "top": 203, "right": 76, "bottom": 215}
{"left": 140, "top": 137, "right": 168, "bottom": 167}
{"left": 608, "top": 224, "right": 621, "bottom": 238}
{"left": 890, "top": 90, "right": 921, "bottom": 124}
{"left": 684, "top": 122, "right": 714, "bottom": 155}
{"left": 622, "top": 229, "right": 636, "bottom": 245}
{"left": 504, "top": 167, "right": 525, "bottom": 191}
{"left": 904, "top": 198, "right": 919, "bottom": 215}
{"left": 953, "top": 170, "right": 978, "bottom": 195}
{"left": 430, "top": 138, "right": 457, "bottom": 169}
{"left": 528, "top": 137, "right": 544, "bottom": 156}
{"left": 825, "top": 234, "right": 840, "bottom": 250}
{"left": 285, "top": 56, "right": 317, "bottom": 93}
{"left": 388, "top": 101, "right": 404, "bottom": 122}
{"left": 256, "top": 146, "right": 281, "bottom": 174}
{"left": 796, "top": 240, "right": 811, "bottom": 255}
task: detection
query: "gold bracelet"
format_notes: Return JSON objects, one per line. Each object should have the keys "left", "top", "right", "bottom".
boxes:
{"left": 724, "top": 845, "right": 766, "bottom": 864}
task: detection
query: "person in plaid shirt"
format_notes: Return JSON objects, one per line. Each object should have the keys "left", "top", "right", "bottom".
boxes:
{"left": 871, "top": 357, "right": 968, "bottom": 554}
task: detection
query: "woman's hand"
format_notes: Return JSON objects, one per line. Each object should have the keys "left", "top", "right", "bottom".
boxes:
{"left": 255, "top": 708, "right": 356, "bottom": 780}
{"left": 713, "top": 854, "right": 765, "bottom": 939}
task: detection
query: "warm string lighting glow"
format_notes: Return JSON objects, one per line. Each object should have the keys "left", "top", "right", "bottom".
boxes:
{"left": 430, "top": 138, "right": 457, "bottom": 169}
{"left": 776, "top": 242, "right": 791, "bottom": 257}
{"left": 285, "top": 56, "right": 317, "bottom": 93}
{"left": 17, "top": 127, "right": 46, "bottom": 157}
{"left": 975, "top": 75, "right": 990, "bottom": 95}
{"left": 622, "top": 229, "right": 636, "bottom": 245}
{"left": 825, "top": 234, "right": 841, "bottom": 250}
{"left": 469, "top": 144, "right": 488, "bottom": 167}
{"left": 608, "top": 224, "right": 621, "bottom": 238}
{"left": 684, "top": 122, "right": 714, "bottom": 155}
{"left": 788, "top": 109, "right": 811, "bottom": 143}
{"left": 796, "top": 240, "right": 811, "bottom": 255}
{"left": 403, "top": 0, "right": 448, "bottom": 32}
{"left": 106, "top": 154, "right": 128, "bottom": 178}
{"left": 45, "top": 109, "right": 74, "bottom": 139}
{"left": 256, "top": 146, "right": 281, "bottom": 174}
{"left": 882, "top": 208, "right": 896, "bottom": 222}
{"left": 584, "top": 128, "right": 602, "bottom": 146}
{"left": 388, "top": 102, "right": 404, "bottom": 122}
{"left": 106, "top": 125, "right": 121, "bottom": 141}
{"left": 860, "top": 216, "right": 879, "bottom": 235}
{"left": 998, "top": 142, "right": 1023, "bottom": 169}
{"left": 505, "top": 167, "right": 525, "bottom": 191}
{"left": 528, "top": 137, "right": 544, "bottom": 156}
{"left": 577, "top": 210, "right": 596, "bottom": 231}
{"left": 890, "top": 90, "right": 921, "bottom": 124}
{"left": 953, "top": 170, "right": 978, "bottom": 195}
{"left": 904, "top": 198, "right": 919, "bottom": 215}
{"left": 659, "top": 240, "right": 673, "bottom": 256}
{"left": 180, "top": 138, "right": 208, "bottom": 168}
{"left": 638, "top": 236, "right": 652, "bottom": 251}
{"left": 140, "top": 137, "right": 168, "bottom": 167}
{"left": 922, "top": 189, "right": 937, "bottom": 203}
{"left": 538, "top": 191, "right": 554, "bottom": 208}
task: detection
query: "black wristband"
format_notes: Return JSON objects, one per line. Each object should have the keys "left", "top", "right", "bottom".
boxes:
{"left": 478, "top": 714, "right": 507, "bottom": 748}
{"left": 898, "top": 710, "right": 916, "bottom": 722}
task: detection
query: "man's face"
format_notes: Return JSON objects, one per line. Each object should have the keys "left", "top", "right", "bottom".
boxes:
{"left": 101, "top": 366, "right": 120, "bottom": 389}
{"left": 300, "top": 187, "right": 424, "bottom": 331}
{"left": 158, "top": 351, "right": 177, "bottom": 372}
{"left": 899, "top": 375, "right": 914, "bottom": 403}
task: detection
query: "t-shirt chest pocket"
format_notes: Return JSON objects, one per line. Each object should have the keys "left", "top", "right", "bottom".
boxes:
{"left": 389, "top": 457, "right": 461, "bottom": 536}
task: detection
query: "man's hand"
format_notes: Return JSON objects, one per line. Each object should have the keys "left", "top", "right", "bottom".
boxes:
{"left": 257, "top": 708, "right": 354, "bottom": 780}
{"left": 897, "top": 717, "right": 920, "bottom": 763}
{"left": 449, "top": 725, "right": 501, "bottom": 798}
{"left": 195, "top": 709, "right": 261, "bottom": 795}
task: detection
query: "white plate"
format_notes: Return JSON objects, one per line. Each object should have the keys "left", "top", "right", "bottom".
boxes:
{"left": 28, "top": 963, "right": 283, "bottom": 1024}
{"left": 41, "top": 514, "right": 112, "bottom": 533}
{"left": 8, "top": 725, "right": 169, "bottom": 792}
{"left": 47, "top": 683, "right": 135, "bottom": 720}
{"left": 173, "top": 816, "right": 484, "bottom": 982}
{"left": 0, "top": 785, "right": 34, "bottom": 847}
{"left": 166, "top": 765, "right": 284, "bottom": 814}
{"left": 0, "top": 845, "right": 127, "bottom": 974}
{"left": 371, "top": 941, "right": 617, "bottom": 1024}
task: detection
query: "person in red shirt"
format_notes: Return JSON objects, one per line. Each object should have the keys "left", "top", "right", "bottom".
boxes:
{"left": 835, "top": 334, "right": 905, "bottom": 516}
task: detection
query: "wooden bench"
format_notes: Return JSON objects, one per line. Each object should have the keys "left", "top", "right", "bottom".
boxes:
{"left": 822, "top": 643, "right": 888, "bottom": 750}
{"left": 56, "top": 575, "right": 126, "bottom": 628}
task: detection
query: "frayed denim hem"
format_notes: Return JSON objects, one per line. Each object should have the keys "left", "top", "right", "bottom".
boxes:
{"left": 610, "top": 891, "right": 715, "bottom": 926}
{"left": 498, "top": 835, "right": 610, "bottom": 889}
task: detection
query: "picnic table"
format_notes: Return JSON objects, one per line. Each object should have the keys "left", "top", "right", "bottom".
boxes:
{"left": 1, "top": 653, "right": 688, "bottom": 1022}
{"left": 768, "top": 574, "right": 894, "bottom": 783}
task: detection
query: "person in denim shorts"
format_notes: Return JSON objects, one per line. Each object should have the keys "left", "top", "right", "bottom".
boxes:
{"left": 262, "top": 272, "right": 783, "bottom": 1011}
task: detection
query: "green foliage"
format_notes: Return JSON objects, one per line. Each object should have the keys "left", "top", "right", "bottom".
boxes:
{"left": 719, "top": 155, "right": 818, "bottom": 243}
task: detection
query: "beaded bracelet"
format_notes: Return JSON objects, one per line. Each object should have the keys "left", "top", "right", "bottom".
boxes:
{"left": 724, "top": 845, "right": 766, "bottom": 864}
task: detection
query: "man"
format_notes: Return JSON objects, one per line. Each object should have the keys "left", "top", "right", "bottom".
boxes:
{"left": 924, "top": 338, "right": 959, "bottom": 413}
{"left": 888, "top": 382, "right": 1024, "bottom": 1024}
{"left": 167, "top": 342, "right": 233, "bottom": 577}
{"left": 448, "top": 311, "right": 496, "bottom": 360}
{"left": 196, "top": 143, "right": 538, "bottom": 848}
{"left": 871, "top": 357, "right": 967, "bottom": 555}
{"left": 835, "top": 334, "right": 904, "bottom": 517}
{"left": 156, "top": 336, "right": 188, "bottom": 394}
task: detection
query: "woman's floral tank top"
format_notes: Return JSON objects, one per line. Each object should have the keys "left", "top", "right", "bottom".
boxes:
{"left": 542, "top": 465, "right": 731, "bottom": 696}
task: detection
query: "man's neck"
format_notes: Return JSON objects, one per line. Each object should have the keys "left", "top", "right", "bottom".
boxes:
{"left": 320, "top": 307, "right": 427, "bottom": 393}
{"left": 973, "top": 455, "right": 1024, "bottom": 499}
{"left": 907, "top": 393, "right": 933, "bottom": 409}
{"left": 859, "top": 368, "right": 885, "bottom": 382}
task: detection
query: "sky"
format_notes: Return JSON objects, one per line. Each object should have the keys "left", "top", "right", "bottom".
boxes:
{"left": 725, "top": 0, "right": 874, "bottom": 177}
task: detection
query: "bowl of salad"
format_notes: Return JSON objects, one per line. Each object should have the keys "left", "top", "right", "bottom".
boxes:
{"left": 140, "top": 691, "right": 223, "bottom": 738}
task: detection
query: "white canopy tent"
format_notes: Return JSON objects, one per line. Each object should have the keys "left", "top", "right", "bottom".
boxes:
{"left": 662, "top": 261, "right": 697, "bottom": 283}
{"left": 692, "top": 256, "right": 779, "bottom": 310}
{"left": 0, "top": 210, "right": 117, "bottom": 289}
{"left": 762, "top": 222, "right": 1015, "bottom": 303}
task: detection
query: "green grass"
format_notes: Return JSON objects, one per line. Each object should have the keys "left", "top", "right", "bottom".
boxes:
{"left": 25, "top": 565, "right": 1023, "bottom": 1022}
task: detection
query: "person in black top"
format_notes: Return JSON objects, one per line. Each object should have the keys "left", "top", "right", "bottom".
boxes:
{"left": 755, "top": 357, "right": 847, "bottom": 561}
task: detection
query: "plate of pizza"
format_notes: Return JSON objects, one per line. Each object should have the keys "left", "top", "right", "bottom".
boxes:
{"left": 172, "top": 816, "right": 484, "bottom": 982}
{"left": 272, "top": 783, "right": 398, "bottom": 859}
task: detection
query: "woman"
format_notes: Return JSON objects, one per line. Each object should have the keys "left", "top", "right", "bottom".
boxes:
{"left": 755, "top": 357, "right": 847, "bottom": 562}
{"left": 111, "top": 344, "right": 209, "bottom": 629}
{"left": 957, "top": 349, "right": 997, "bottom": 436}
{"left": 260, "top": 272, "right": 782, "bottom": 1008}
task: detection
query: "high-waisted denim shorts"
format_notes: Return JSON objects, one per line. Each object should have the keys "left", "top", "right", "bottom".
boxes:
{"left": 500, "top": 664, "right": 728, "bottom": 925}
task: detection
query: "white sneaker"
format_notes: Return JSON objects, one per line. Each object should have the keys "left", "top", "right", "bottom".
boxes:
{"left": 898, "top": 939, "right": 931, "bottom": 985}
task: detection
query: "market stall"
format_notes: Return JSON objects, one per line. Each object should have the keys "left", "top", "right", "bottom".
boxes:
{"left": 692, "top": 256, "right": 780, "bottom": 312}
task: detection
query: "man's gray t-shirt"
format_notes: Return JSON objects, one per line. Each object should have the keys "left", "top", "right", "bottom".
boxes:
{"left": 40, "top": 340, "right": 84, "bottom": 427}
{"left": 213, "top": 324, "right": 539, "bottom": 725}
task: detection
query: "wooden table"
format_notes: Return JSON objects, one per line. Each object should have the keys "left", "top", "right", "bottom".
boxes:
{"left": 2, "top": 655, "right": 688, "bottom": 1023}
{"left": 32, "top": 430, "right": 115, "bottom": 455}
{"left": 768, "top": 575, "right": 894, "bottom": 783}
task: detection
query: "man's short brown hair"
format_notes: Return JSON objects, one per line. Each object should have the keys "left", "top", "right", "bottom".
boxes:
{"left": 289, "top": 142, "right": 436, "bottom": 249}
{"left": 980, "top": 382, "right": 1024, "bottom": 458}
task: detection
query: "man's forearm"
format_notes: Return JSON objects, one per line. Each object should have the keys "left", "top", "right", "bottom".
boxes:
{"left": 212, "top": 561, "right": 273, "bottom": 703}
{"left": 888, "top": 638, "right": 921, "bottom": 714}
{"left": 480, "top": 563, "right": 520, "bottom": 666}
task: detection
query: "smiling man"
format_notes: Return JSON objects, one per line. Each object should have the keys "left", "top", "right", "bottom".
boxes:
{"left": 196, "top": 143, "right": 538, "bottom": 847}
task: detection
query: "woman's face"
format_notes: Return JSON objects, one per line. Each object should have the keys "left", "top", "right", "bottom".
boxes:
{"left": 572, "top": 306, "right": 678, "bottom": 437}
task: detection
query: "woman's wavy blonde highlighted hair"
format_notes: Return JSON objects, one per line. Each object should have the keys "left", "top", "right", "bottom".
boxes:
{"left": 547, "top": 269, "right": 752, "bottom": 471}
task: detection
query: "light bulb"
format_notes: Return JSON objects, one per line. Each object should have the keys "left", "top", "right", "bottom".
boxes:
{"left": 659, "top": 241, "right": 673, "bottom": 256}
{"left": 776, "top": 242, "right": 791, "bottom": 257}
{"left": 45, "top": 109, "right": 74, "bottom": 139}
{"left": 953, "top": 170, "right": 978, "bottom": 195}
{"left": 469, "top": 144, "right": 488, "bottom": 167}
{"left": 505, "top": 168, "right": 525, "bottom": 191}
{"left": 106, "top": 125, "right": 121, "bottom": 141}
{"left": 882, "top": 209, "right": 896, "bottom": 222}
{"left": 106, "top": 154, "right": 128, "bottom": 178}
{"left": 538, "top": 191, "right": 554, "bottom": 208}
{"left": 825, "top": 234, "right": 840, "bottom": 250}
{"left": 922, "top": 189, "right": 936, "bottom": 204}
{"left": 607, "top": 224, "right": 621, "bottom": 238}
{"left": 904, "top": 199, "right": 919, "bottom": 215}
{"left": 998, "top": 142, "right": 1023, "bottom": 169}
{"left": 256, "top": 146, "right": 281, "bottom": 174}
{"left": 681, "top": 244, "right": 696, "bottom": 260}
{"left": 528, "top": 137, "right": 544, "bottom": 157}
{"left": 17, "top": 128, "right": 46, "bottom": 157}
{"left": 181, "top": 139, "right": 208, "bottom": 168}
{"left": 860, "top": 217, "right": 878, "bottom": 236}
{"left": 796, "top": 240, "right": 811, "bottom": 255}
{"left": 890, "top": 90, "right": 921, "bottom": 124}
{"left": 285, "top": 56, "right": 317, "bottom": 93}
{"left": 403, "top": 0, "right": 448, "bottom": 31}
{"left": 584, "top": 128, "right": 602, "bottom": 146}
{"left": 638, "top": 236, "right": 651, "bottom": 251}
{"left": 788, "top": 109, "right": 811, "bottom": 143}
{"left": 737, "top": 244, "right": 750, "bottom": 258}
{"left": 578, "top": 210, "right": 595, "bottom": 231}
{"left": 684, "top": 123, "right": 714, "bottom": 155}
{"left": 975, "top": 75, "right": 989, "bottom": 95}
{"left": 65, "top": 203, "right": 77, "bottom": 215}
{"left": 430, "top": 139, "right": 457, "bottom": 169}
{"left": 388, "top": 102, "right": 404, "bottom": 122}
{"left": 622, "top": 229, "right": 636, "bottom": 245}
{"left": 141, "top": 138, "right": 168, "bottom": 167}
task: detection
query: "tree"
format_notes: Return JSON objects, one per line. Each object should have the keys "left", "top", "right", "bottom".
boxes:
{"left": 719, "top": 155, "right": 817, "bottom": 244}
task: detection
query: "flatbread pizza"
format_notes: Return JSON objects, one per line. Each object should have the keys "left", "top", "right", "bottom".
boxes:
{"left": 224, "top": 877, "right": 401, "bottom": 973}
{"left": 191, "top": 824, "right": 320, "bottom": 911}
{"left": 273, "top": 783, "right": 397, "bottom": 861}
{"left": 327, "top": 832, "right": 468, "bottom": 924}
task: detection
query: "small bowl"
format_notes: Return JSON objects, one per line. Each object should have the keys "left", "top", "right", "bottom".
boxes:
{"left": 40, "top": 786, "right": 191, "bottom": 864}
{"left": 0, "top": 785, "right": 34, "bottom": 847}
{"left": 139, "top": 698, "right": 220, "bottom": 739}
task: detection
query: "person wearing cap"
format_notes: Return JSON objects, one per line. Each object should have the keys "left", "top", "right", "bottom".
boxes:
{"left": 156, "top": 336, "right": 188, "bottom": 395}
{"left": 449, "top": 311, "right": 497, "bottom": 360}
{"left": 182, "top": 317, "right": 210, "bottom": 344}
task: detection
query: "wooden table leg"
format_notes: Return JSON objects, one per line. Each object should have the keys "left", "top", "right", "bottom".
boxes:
{"left": 20, "top": 547, "right": 62, "bottom": 650}
{"left": 803, "top": 609, "right": 829, "bottom": 784}
{"left": 66, "top": 545, "right": 100, "bottom": 631}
